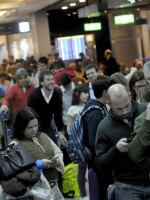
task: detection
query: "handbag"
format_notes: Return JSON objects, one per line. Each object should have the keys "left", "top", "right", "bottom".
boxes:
{"left": 0, "top": 143, "right": 35, "bottom": 180}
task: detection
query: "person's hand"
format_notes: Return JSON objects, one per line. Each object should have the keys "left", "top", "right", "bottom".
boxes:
{"left": 58, "top": 131, "right": 67, "bottom": 147}
{"left": 41, "top": 159, "right": 57, "bottom": 169}
{"left": 0, "top": 107, "right": 7, "bottom": 115}
{"left": 146, "top": 103, "right": 150, "bottom": 121}
{"left": 116, "top": 138, "right": 130, "bottom": 152}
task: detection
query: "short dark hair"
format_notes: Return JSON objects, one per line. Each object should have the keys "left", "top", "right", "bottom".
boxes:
{"left": 72, "top": 84, "right": 88, "bottom": 105}
{"left": 39, "top": 70, "right": 54, "bottom": 83}
{"left": 92, "top": 75, "right": 111, "bottom": 98}
{"left": 38, "top": 57, "right": 48, "bottom": 65}
{"left": 85, "top": 64, "right": 99, "bottom": 73}
{"left": 55, "top": 60, "right": 65, "bottom": 70}
{"left": 59, "top": 73, "right": 72, "bottom": 86}
{"left": 13, "top": 107, "right": 41, "bottom": 140}
{"left": 79, "top": 52, "right": 84, "bottom": 56}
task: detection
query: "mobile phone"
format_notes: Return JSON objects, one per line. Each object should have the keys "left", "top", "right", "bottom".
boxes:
{"left": 127, "top": 137, "right": 133, "bottom": 143}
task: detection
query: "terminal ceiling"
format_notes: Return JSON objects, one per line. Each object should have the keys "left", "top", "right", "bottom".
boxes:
{"left": 0, "top": 0, "right": 150, "bottom": 23}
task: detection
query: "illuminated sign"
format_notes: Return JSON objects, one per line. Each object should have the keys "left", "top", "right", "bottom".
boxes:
{"left": 84, "top": 22, "right": 101, "bottom": 31}
{"left": 114, "top": 14, "right": 134, "bottom": 25}
{"left": 85, "top": 34, "right": 94, "bottom": 43}
{"left": 19, "top": 22, "right": 30, "bottom": 33}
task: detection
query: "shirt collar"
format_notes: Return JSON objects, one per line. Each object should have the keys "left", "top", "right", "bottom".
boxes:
{"left": 41, "top": 88, "right": 54, "bottom": 103}
{"left": 60, "top": 82, "right": 75, "bottom": 93}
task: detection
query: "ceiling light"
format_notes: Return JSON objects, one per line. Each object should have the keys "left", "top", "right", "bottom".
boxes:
{"left": 70, "top": 3, "right": 76, "bottom": 6}
{"left": 79, "top": 0, "right": 86, "bottom": 2}
{"left": 72, "top": 12, "right": 77, "bottom": 15}
{"left": 68, "top": 13, "right": 71, "bottom": 16}
{"left": 0, "top": 11, "right": 7, "bottom": 17}
{"left": 62, "top": 6, "right": 68, "bottom": 10}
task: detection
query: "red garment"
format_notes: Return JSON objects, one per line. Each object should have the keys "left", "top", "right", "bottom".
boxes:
{"left": 2, "top": 83, "right": 34, "bottom": 113}
{"left": 54, "top": 68, "right": 77, "bottom": 89}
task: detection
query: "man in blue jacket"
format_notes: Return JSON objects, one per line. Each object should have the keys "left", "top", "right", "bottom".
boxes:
{"left": 95, "top": 84, "right": 149, "bottom": 199}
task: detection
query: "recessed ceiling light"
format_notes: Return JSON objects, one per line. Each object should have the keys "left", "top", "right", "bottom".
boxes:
{"left": 68, "top": 13, "right": 71, "bottom": 16}
{"left": 62, "top": 6, "right": 68, "bottom": 10}
{"left": 73, "top": 12, "right": 77, "bottom": 15}
{"left": 70, "top": 3, "right": 76, "bottom": 6}
{"left": 79, "top": 0, "right": 86, "bottom": 2}
{"left": 0, "top": 11, "right": 7, "bottom": 17}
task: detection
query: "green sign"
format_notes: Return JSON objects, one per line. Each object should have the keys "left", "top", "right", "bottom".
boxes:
{"left": 84, "top": 22, "right": 102, "bottom": 31}
{"left": 114, "top": 14, "right": 135, "bottom": 25}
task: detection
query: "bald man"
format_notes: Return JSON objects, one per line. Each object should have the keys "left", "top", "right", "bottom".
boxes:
{"left": 104, "top": 49, "right": 119, "bottom": 76}
{"left": 95, "top": 84, "right": 150, "bottom": 199}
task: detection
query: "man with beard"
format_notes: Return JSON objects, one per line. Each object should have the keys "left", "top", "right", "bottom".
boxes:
{"left": 95, "top": 84, "right": 150, "bottom": 199}
{"left": 28, "top": 71, "right": 67, "bottom": 146}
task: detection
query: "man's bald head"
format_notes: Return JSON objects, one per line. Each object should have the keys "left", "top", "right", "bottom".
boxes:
{"left": 107, "top": 84, "right": 129, "bottom": 103}
{"left": 107, "top": 84, "right": 131, "bottom": 119}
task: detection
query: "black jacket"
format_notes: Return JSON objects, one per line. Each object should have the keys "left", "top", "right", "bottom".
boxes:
{"left": 104, "top": 56, "right": 119, "bottom": 76}
{"left": 95, "top": 100, "right": 150, "bottom": 185}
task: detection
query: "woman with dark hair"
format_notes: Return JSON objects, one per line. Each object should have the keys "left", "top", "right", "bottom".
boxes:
{"left": 67, "top": 84, "right": 89, "bottom": 200}
{"left": 12, "top": 107, "right": 65, "bottom": 200}
{"left": 129, "top": 71, "right": 147, "bottom": 102}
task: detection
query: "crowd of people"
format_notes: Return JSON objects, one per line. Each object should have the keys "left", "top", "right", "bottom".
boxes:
{"left": 0, "top": 50, "right": 150, "bottom": 200}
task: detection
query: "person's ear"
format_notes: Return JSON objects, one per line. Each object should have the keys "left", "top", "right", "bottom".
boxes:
{"left": 102, "top": 90, "right": 107, "bottom": 97}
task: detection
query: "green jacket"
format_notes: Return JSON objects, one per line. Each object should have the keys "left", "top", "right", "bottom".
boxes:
{"left": 95, "top": 100, "right": 149, "bottom": 185}
{"left": 128, "top": 111, "right": 150, "bottom": 165}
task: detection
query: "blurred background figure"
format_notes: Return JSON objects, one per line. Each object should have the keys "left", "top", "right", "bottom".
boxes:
{"left": 104, "top": 49, "right": 119, "bottom": 76}
{"left": 34, "top": 57, "right": 49, "bottom": 86}
{"left": 79, "top": 52, "right": 92, "bottom": 70}
{"left": 98, "top": 61, "right": 105, "bottom": 75}
{"left": 119, "top": 62, "right": 130, "bottom": 76}
{"left": 134, "top": 60, "right": 143, "bottom": 71}
{"left": 47, "top": 53, "right": 55, "bottom": 72}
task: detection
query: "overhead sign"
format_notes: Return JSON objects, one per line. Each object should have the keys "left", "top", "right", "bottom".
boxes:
{"left": 84, "top": 22, "right": 102, "bottom": 31}
{"left": 114, "top": 14, "right": 135, "bottom": 25}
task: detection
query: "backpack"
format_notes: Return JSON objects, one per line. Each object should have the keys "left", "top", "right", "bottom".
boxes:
{"left": 66, "top": 105, "right": 106, "bottom": 165}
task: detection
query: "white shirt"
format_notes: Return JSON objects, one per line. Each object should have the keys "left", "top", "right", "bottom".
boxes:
{"left": 89, "top": 82, "right": 96, "bottom": 100}
{"left": 41, "top": 88, "right": 54, "bottom": 104}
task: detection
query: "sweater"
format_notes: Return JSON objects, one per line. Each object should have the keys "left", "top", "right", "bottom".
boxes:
{"left": 2, "top": 83, "right": 34, "bottom": 113}
{"left": 28, "top": 87, "right": 63, "bottom": 132}
{"left": 13, "top": 133, "right": 64, "bottom": 181}
{"left": 95, "top": 100, "right": 150, "bottom": 185}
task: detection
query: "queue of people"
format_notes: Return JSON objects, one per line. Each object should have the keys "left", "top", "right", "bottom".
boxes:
{"left": 0, "top": 52, "right": 150, "bottom": 200}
